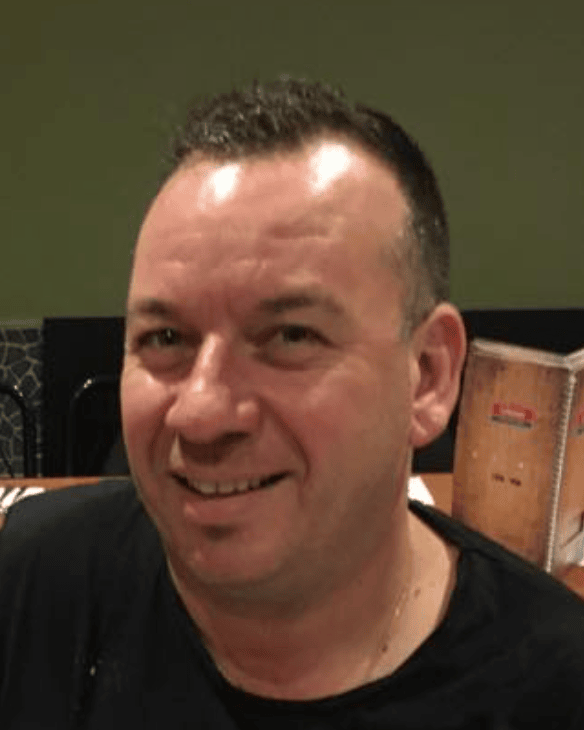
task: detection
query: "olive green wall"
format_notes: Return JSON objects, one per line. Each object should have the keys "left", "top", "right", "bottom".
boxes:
{"left": 3, "top": 0, "right": 583, "bottom": 319}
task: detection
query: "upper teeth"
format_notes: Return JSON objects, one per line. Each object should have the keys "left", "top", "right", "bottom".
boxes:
{"left": 185, "top": 477, "right": 263, "bottom": 496}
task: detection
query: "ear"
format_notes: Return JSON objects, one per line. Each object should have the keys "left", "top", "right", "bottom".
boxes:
{"left": 409, "top": 303, "right": 467, "bottom": 449}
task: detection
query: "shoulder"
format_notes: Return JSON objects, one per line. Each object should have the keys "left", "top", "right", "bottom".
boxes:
{"left": 410, "top": 499, "right": 583, "bottom": 593}
{"left": 410, "top": 499, "right": 584, "bottom": 614}
{"left": 0, "top": 480, "right": 168, "bottom": 721}
{"left": 0, "top": 479, "right": 162, "bottom": 587}
{"left": 0, "top": 479, "right": 164, "bottom": 642}
{"left": 409, "top": 501, "right": 584, "bottom": 724}
{"left": 411, "top": 502, "right": 584, "bottom": 662}
{"left": 1, "top": 478, "right": 139, "bottom": 535}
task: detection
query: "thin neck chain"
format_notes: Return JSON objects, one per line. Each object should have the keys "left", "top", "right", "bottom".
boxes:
{"left": 360, "top": 551, "right": 414, "bottom": 685}
{"left": 203, "top": 551, "right": 416, "bottom": 695}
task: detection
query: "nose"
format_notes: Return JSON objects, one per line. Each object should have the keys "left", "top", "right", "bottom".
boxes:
{"left": 164, "top": 333, "right": 260, "bottom": 446}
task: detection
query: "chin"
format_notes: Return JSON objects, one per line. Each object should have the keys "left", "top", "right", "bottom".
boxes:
{"left": 167, "top": 532, "right": 305, "bottom": 604}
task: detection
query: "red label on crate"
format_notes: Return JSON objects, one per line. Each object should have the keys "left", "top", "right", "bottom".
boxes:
{"left": 572, "top": 407, "right": 584, "bottom": 436}
{"left": 490, "top": 402, "right": 537, "bottom": 429}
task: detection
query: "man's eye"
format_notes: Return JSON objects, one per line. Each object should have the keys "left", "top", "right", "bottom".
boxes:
{"left": 270, "top": 324, "right": 327, "bottom": 347}
{"left": 276, "top": 324, "right": 320, "bottom": 345}
{"left": 138, "top": 328, "right": 181, "bottom": 349}
{"left": 256, "top": 324, "right": 329, "bottom": 366}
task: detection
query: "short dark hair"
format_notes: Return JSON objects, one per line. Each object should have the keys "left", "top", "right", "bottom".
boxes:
{"left": 167, "top": 77, "right": 449, "bottom": 334}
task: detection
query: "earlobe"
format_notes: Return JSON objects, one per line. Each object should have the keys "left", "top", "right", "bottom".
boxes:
{"left": 409, "top": 304, "right": 467, "bottom": 449}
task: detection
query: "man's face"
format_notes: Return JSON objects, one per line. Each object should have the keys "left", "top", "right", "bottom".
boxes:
{"left": 122, "top": 138, "right": 420, "bottom": 600}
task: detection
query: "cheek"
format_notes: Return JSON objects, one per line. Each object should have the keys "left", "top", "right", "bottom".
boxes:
{"left": 267, "top": 356, "right": 409, "bottom": 459}
{"left": 120, "top": 363, "right": 171, "bottom": 460}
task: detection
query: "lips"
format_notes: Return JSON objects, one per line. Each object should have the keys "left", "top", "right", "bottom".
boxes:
{"left": 173, "top": 471, "right": 289, "bottom": 497}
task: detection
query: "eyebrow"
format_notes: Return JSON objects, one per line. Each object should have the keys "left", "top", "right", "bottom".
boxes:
{"left": 257, "top": 292, "right": 346, "bottom": 317}
{"left": 126, "top": 291, "right": 347, "bottom": 322}
{"left": 126, "top": 298, "right": 178, "bottom": 321}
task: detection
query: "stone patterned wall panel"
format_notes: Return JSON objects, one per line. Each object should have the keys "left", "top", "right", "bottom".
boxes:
{"left": 0, "top": 323, "right": 42, "bottom": 477}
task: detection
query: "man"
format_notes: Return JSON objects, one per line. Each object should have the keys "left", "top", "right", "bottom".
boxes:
{"left": 1, "top": 78, "right": 584, "bottom": 727}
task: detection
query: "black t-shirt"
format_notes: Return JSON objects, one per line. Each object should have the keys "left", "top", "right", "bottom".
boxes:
{"left": 1, "top": 479, "right": 584, "bottom": 729}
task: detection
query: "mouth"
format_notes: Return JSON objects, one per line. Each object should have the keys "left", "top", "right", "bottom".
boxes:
{"left": 172, "top": 471, "right": 290, "bottom": 498}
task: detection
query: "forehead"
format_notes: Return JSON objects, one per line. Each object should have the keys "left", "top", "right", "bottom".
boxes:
{"left": 130, "top": 139, "right": 410, "bottom": 307}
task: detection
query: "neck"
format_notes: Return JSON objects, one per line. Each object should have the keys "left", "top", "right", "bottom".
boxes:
{"left": 169, "top": 503, "right": 426, "bottom": 700}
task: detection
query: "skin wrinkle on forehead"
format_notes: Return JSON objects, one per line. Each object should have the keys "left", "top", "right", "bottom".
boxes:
{"left": 126, "top": 290, "right": 350, "bottom": 330}
{"left": 133, "top": 139, "right": 420, "bottom": 336}
{"left": 145, "top": 182, "right": 344, "bottom": 252}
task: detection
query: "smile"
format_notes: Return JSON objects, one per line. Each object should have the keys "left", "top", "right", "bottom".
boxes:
{"left": 173, "top": 472, "right": 289, "bottom": 497}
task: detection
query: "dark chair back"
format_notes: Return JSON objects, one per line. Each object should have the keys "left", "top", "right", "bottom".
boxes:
{"left": 0, "top": 381, "right": 37, "bottom": 477}
{"left": 65, "top": 374, "right": 121, "bottom": 476}
{"left": 42, "top": 317, "right": 124, "bottom": 476}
